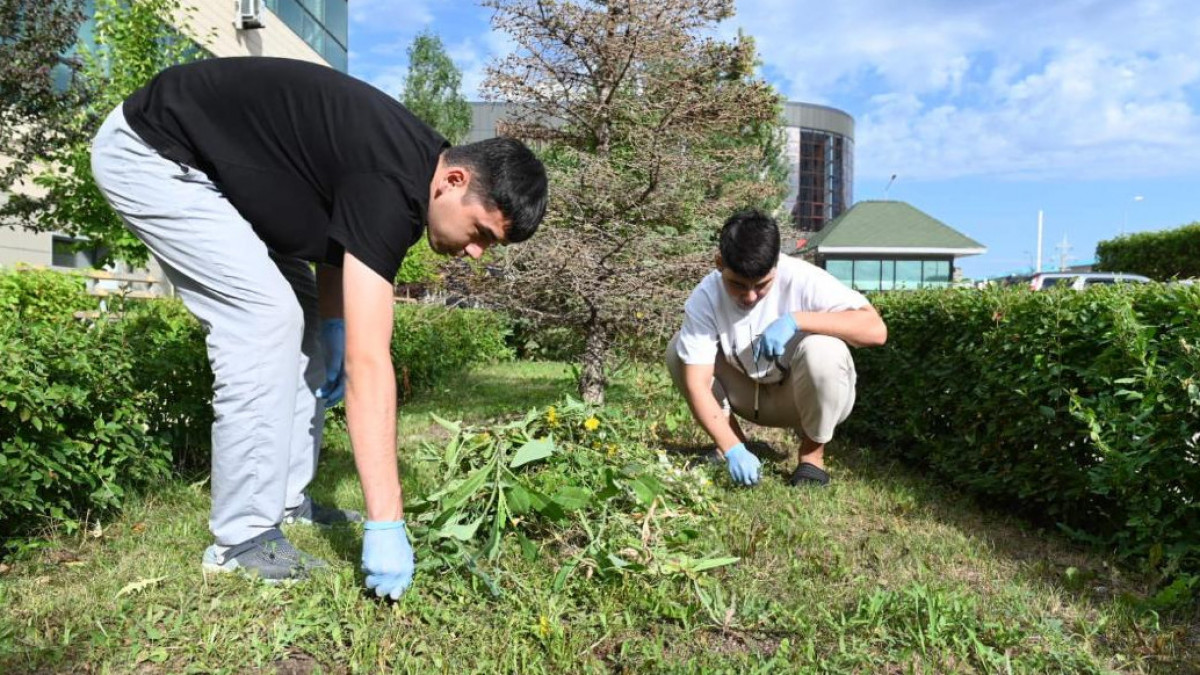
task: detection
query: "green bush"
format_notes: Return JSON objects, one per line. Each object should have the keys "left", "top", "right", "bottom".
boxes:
{"left": 0, "top": 316, "right": 172, "bottom": 539}
{"left": 117, "top": 299, "right": 212, "bottom": 471}
{"left": 0, "top": 276, "right": 515, "bottom": 544}
{"left": 1095, "top": 221, "right": 1200, "bottom": 280}
{"left": 844, "top": 285, "right": 1200, "bottom": 576}
{"left": 0, "top": 267, "right": 96, "bottom": 321}
{"left": 392, "top": 304, "right": 513, "bottom": 396}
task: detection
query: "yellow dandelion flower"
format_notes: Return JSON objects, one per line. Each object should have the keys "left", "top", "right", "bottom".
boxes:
{"left": 583, "top": 416, "right": 600, "bottom": 431}
{"left": 538, "top": 615, "right": 551, "bottom": 638}
{"left": 546, "top": 406, "right": 558, "bottom": 426}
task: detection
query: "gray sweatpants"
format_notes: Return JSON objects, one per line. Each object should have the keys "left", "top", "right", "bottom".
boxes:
{"left": 666, "top": 332, "right": 857, "bottom": 444}
{"left": 91, "top": 106, "right": 325, "bottom": 547}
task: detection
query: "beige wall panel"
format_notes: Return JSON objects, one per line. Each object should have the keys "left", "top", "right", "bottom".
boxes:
{"left": 0, "top": 228, "right": 52, "bottom": 268}
{"left": 174, "top": 0, "right": 327, "bottom": 63}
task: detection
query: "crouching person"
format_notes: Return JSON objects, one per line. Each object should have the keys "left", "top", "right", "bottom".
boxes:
{"left": 666, "top": 209, "right": 887, "bottom": 487}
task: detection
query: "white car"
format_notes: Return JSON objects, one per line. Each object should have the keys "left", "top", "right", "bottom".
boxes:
{"left": 1029, "top": 272, "right": 1152, "bottom": 291}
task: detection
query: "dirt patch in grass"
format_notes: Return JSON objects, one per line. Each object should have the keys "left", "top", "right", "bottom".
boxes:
{"left": 265, "top": 651, "right": 328, "bottom": 675}
{"left": 664, "top": 628, "right": 785, "bottom": 661}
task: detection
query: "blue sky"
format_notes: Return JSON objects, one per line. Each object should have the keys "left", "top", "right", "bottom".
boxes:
{"left": 348, "top": 0, "right": 1200, "bottom": 279}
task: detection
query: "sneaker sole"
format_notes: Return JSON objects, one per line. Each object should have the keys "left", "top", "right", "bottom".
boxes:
{"left": 201, "top": 560, "right": 303, "bottom": 585}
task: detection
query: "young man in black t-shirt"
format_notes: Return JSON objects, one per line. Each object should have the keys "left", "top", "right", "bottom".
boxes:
{"left": 90, "top": 57, "right": 548, "bottom": 597}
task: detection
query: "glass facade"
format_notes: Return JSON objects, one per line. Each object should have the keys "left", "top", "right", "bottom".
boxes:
{"left": 792, "top": 129, "right": 853, "bottom": 233}
{"left": 825, "top": 258, "right": 953, "bottom": 292}
{"left": 264, "top": 0, "right": 348, "bottom": 71}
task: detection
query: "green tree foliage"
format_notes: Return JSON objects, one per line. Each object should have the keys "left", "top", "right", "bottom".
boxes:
{"left": 1, "top": 0, "right": 207, "bottom": 265}
{"left": 475, "top": 0, "right": 787, "bottom": 403}
{"left": 402, "top": 30, "right": 472, "bottom": 145}
{"left": 1095, "top": 221, "right": 1200, "bottom": 280}
{"left": 0, "top": 0, "right": 87, "bottom": 201}
{"left": 397, "top": 30, "right": 472, "bottom": 285}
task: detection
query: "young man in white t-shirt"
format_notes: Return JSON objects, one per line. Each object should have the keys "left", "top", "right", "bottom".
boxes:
{"left": 666, "top": 210, "right": 888, "bottom": 487}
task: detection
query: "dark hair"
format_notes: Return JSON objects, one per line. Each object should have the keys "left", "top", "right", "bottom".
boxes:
{"left": 719, "top": 209, "right": 780, "bottom": 279}
{"left": 442, "top": 138, "right": 548, "bottom": 243}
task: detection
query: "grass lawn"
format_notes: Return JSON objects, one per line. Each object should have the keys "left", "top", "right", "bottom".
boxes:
{"left": 1, "top": 361, "right": 1197, "bottom": 673}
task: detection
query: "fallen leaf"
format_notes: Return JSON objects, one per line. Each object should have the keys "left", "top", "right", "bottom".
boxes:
{"left": 131, "top": 522, "right": 146, "bottom": 534}
{"left": 117, "top": 576, "right": 168, "bottom": 598}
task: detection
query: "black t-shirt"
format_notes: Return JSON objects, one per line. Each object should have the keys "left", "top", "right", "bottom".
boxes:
{"left": 123, "top": 57, "right": 449, "bottom": 281}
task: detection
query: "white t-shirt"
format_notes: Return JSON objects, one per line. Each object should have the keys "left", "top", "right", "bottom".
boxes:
{"left": 676, "top": 254, "right": 869, "bottom": 382}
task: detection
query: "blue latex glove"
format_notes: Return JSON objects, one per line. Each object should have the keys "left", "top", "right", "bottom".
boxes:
{"left": 723, "top": 443, "right": 761, "bottom": 486}
{"left": 753, "top": 312, "right": 798, "bottom": 362}
{"left": 316, "top": 318, "right": 346, "bottom": 406}
{"left": 362, "top": 520, "right": 415, "bottom": 599}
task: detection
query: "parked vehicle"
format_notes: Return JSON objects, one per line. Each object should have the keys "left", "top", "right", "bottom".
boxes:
{"left": 1028, "top": 272, "right": 1078, "bottom": 290}
{"left": 1029, "top": 272, "right": 1152, "bottom": 291}
{"left": 1068, "top": 273, "right": 1152, "bottom": 289}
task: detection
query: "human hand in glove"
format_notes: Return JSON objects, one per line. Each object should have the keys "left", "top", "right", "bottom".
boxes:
{"left": 361, "top": 520, "right": 415, "bottom": 599}
{"left": 316, "top": 318, "right": 346, "bottom": 406}
{"left": 723, "top": 443, "right": 761, "bottom": 486}
{"left": 753, "top": 312, "right": 798, "bottom": 362}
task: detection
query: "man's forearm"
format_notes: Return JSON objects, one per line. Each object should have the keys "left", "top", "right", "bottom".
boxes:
{"left": 790, "top": 307, "right": 887, "bottom": 348}
{"left": 683, "top": 382, "right": 745, "bottom": 455}
{"left": 346, "top": 353, "right": 403, "bottom": 522}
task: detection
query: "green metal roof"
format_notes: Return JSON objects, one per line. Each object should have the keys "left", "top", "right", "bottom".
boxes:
{"left": 800, "top": 201, "right": 986, "bottom": 256}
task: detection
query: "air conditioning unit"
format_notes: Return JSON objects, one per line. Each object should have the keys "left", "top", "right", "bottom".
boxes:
{"left": 234, "top": 0, "right": 265, "bottom": 30}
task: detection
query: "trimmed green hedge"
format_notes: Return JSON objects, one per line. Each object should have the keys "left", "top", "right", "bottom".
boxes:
{"left": 1095, "top": 221, "right": 1200, "bottom": 280}
{"left": 0, "top": 269, "right": 512, "bottom": 544}
{"left": 844, "top": 285, "right": 1200, "bottom": 575}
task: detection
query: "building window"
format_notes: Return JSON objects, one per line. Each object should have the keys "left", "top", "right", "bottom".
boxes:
{"left": 824, "top": 257, "right": 953, "bottom": 291}
{"left": 826, "top": 260, "right": 853, "bottom": 286}
{"left": 52, "top": 236, "right": 105, "bottom": 269}
{"left": 792, "top": 130, "right": 853, "bottom": 233}
{"left": 264, "top": 0, "right": 347, "bottom": 71}
{"left": 923, "top": 260, "right": 951, "bottom": 286}
{"left": 895, "top": 260, "right": 923, "bottom": 289}
{"left": 853, "top": 259, "right": 882, "bottom": 291}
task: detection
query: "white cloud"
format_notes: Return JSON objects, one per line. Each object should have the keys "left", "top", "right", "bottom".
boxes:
{"left": 731, "top": 0, "right": 1200, "bottom": 180}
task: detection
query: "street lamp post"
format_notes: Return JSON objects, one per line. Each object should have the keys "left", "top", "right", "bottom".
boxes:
{"left": 1121, "top": 195, "right": 1144, "bottom": 235}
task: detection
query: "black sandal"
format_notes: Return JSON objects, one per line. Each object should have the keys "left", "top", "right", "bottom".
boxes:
{"left": 789, "top": 462, "right": 830, "bottom": 487}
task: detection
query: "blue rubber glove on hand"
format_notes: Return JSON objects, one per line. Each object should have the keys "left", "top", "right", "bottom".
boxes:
{"left": 753, "top": 313, "right": 799, "bottom": 362}
{"left": 362, "top": 520, "right": 415, "bottom": 600}
{"left": 724, "top": 443, "right": 761, "bottom": 486}
{"left": 316, "top": 318, "right": 346, "bottom": 406}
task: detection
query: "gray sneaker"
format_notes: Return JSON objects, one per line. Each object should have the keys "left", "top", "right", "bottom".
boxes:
{"left": 202, "top": 529, "right": 327, "bottom": 583}
{"left": 283, "top": 496, "right": 363, "bottom": 526}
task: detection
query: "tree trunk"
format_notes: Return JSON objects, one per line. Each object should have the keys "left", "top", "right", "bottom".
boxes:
{"left": 578, "top": 322, "right": 608, "bottom": 405}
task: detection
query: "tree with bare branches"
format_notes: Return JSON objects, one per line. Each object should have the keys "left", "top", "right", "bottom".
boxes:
{"left": 474, "top": 0, "right": 786, "bottom": 403}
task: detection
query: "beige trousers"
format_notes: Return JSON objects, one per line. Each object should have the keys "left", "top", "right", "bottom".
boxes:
{"left": 665, "top": 332, "right": 857, "bottom": 444}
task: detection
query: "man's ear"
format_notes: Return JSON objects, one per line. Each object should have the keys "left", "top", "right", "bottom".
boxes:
{"left": 715, "top": 253, "right": 725, "bottom": 271}
{"left": 436, "top": 165, "right": 469, "bottom": 196}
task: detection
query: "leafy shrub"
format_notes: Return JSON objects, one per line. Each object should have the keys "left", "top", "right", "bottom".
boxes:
{"left": 0, "top": 267, "right": 95, "bottom": 321}
{"left": 391, "top": 304, "right": 513, "bottom": 395}
{"left": 1095, "top": 221, "right": 1200, "bottom": 280}
{"left": 508, "top": 316, "right": 584, "bottom": 361}
{"left": 0, "top": 316, "right": 172, "bottom": 540}
{"left": 844, "top": 285, "right": 1200, "bottom": 578}
{"left": 0, "top": 287, "right": 517, "bottom": 545}
{"left": 116, "top": 299, "right": 212, "bottom": 471}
